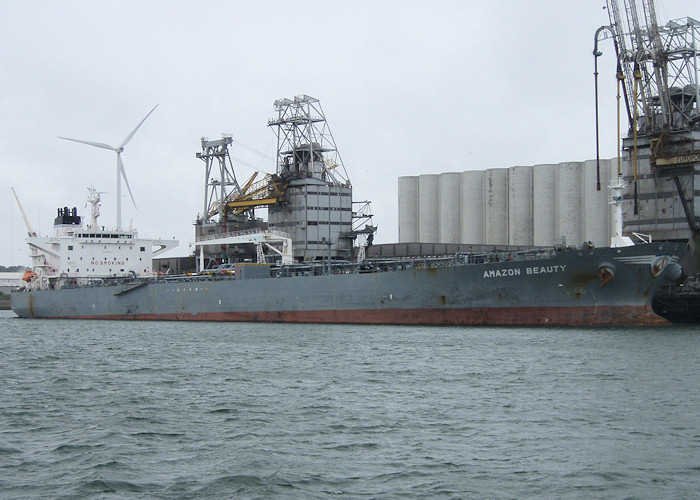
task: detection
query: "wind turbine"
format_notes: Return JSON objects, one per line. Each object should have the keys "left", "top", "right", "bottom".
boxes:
{"left": 59, "top": 105, "right": 158, "bottom": 230}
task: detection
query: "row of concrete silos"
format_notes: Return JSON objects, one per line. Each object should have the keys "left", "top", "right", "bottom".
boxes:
{"left": 398, "top": 159, "right": 616, "bottom": 247}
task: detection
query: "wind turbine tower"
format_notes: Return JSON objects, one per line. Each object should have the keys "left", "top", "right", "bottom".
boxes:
{"left": 59, "top": 105, "right": 158, "bottom": 230}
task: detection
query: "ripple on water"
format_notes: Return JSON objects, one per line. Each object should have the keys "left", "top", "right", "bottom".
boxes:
{"left": 0, "top": 313, "right": 698, "bottom": 498}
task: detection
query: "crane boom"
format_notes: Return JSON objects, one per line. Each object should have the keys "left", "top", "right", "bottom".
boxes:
{"left": 11, "top": 187, "right": 38, "bottom": 237}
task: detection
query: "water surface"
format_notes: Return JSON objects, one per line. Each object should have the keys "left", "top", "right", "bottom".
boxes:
{"left": 1, "top": 310, "right": 698, "bottom": 498}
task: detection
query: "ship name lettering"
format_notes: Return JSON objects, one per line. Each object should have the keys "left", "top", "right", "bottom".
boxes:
{"left": 525, "top": 264, "right": 567, "bottom": 275}
{"left": 483, "top": 268, "right": 521, "bottom": 279}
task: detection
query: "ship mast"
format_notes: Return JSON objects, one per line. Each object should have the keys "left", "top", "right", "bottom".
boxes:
{"left": 86, "top": 185, "right": 104, "bottom": 229}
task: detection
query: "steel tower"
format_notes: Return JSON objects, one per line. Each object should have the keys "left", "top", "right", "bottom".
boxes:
{"left": 268, "top": 95, "right": 350, "bottom": 186}
{"left": 267, "top": 95, "right": 355, "bottom": 260}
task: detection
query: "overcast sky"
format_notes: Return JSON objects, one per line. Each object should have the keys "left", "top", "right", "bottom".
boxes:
{"left": 1, "top": 0, "right": 697, "bottom": 266}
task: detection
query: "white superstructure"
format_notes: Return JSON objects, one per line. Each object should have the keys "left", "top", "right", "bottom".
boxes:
{"left": 22, "top": 187, "right": 177, "bottom": 283}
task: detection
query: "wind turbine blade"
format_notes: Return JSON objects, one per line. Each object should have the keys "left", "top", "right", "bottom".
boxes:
{"left": 120, "top": 104, "right": 158, "bottom": 148}
{"left": 118, "top": 153, "right": 137, "bottom": 208}
{"left": 58, "top": 136, "right": 116, "bottom": 151}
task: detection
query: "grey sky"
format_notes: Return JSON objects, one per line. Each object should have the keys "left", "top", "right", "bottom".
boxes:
{"left": 1, "top": 0, "right": 696, "bottom": 266}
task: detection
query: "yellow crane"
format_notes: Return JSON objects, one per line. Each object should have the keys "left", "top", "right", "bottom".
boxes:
{"left": 208, "top": 172, "right": 286, "bottom": 218}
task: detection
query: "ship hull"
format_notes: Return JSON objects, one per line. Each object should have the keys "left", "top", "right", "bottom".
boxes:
{"left": 11, "top": 242, "right": 685, "bottom": 327}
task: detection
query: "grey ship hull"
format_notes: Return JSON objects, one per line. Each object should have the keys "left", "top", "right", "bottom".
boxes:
{"left": 11, "top": 242, "right": 685, "bottom": 326}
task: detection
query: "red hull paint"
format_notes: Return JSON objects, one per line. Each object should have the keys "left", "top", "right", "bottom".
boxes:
{"left": 50, "top": 305, "right": 669, "bottom": 326}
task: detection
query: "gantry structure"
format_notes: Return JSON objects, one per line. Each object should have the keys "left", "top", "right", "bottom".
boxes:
{"left": 595, "top": 0, "right": 700, "bottom": 269}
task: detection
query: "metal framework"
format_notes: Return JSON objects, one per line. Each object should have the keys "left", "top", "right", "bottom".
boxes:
{"left": 195, "top": 228, "right": 294, "bottom": 267}
{"left": 594, "top": 1, "right": 700, "bottom": 269}
{"left": 197, "top": 135, "right": 286, "bottom": 222}
{"left": 348, "top": 200, "right": 377, "bottom": 261}
{"left": 197, "top": 135, "right": 242, "bottom": 222}
{"left": 340, "top": 201, "right": 376, "bottom": 241}
{"left": 267, "top": 94, "right": 351, "bottom": 186}
{"left": 604, "top": 0, "right": 699, "bottom": 135}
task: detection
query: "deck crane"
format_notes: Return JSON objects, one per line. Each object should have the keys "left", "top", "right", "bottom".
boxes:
{"left": 11, "top": 187, "right": 38, "bottom": 237}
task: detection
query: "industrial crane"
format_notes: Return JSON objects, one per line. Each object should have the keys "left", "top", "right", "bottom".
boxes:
{"left": 197, "top": 135, "right": 285, "bottom": 223}
{"left": 600, "top": 0, "right": 699, "bottom": 137}
{"left": 594, "top": 0, "right": 700, "bottom": 267}
{"left": 215, "top": 172, "right": 286, "bottom": 217}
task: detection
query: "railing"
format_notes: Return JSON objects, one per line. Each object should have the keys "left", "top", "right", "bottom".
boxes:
{"left": 195, "top": 227, "right": 292, "bottom": 242}
{"left": 15, "top": 246, "right": 562, "bottom": 291}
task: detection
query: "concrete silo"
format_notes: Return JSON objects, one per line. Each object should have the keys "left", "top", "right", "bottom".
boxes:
{"left": 533, "top": 164, "right": 557, "bottom": 246}
{"left": 508, "top": 165, "right": 533, "bottom": 246}
{"left": 581, "top": 158, "right": 611, "bottom": 247}
{"left": 398, "top": 176, "right": 419, "bottom": 242}
{"left": 439, "top": 172, "right": 461, "bottom": 243}
{"left": 483, "top": 168, "right": 508, "bottom": 245}
{"left": 555, "top": 162, "right": 583, "bottom": 246}
{"left": 460, "top": 171, "right": 484, "bottom": 244}
{"left": 418, "top": 174, "right": 439, "bottom": 242}
{"left": 397, "top": 159, "right": 617, "bottom": 248}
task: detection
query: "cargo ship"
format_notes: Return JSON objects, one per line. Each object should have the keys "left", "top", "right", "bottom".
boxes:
{"left": 9, "top": 237, "right": 687, "bottom": 326}
{"left": 9, "top": 185, "right": 687, "bottom": 327}
{"left": 9, "top": 96, "right": 688, "bottom": 326}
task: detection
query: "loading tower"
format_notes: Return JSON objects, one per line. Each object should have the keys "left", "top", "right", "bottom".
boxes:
{"left": 267, "top": 95, "right": 356, "bottom": 260}
{"left": 198, "top": 135, "right": 243, "bottom": 223}
{"left": 193, "top": 96, "right": 376, "bottom": 267}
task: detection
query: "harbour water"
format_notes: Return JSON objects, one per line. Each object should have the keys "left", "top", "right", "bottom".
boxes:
{"left": 1, "top": 309, "right": 698, "bottom": 498}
